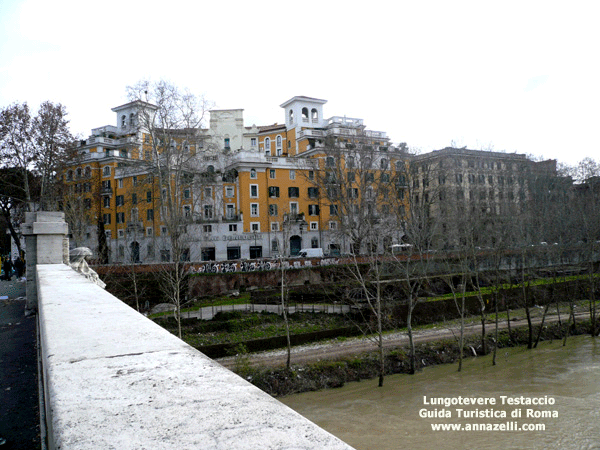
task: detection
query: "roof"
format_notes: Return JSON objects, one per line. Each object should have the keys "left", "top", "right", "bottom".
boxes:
{"left": 111, "top": 100, "right": 158, "bottom": 112}
{"left": 258, "top": 123, "right": 286, "bottom": 133}
{"left": 280, "top": 96, "right": 327, "bottom": 108}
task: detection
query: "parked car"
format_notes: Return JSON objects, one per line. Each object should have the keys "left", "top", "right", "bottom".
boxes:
{"left": 297, "top": 248, "right": 324, "bottom": 258}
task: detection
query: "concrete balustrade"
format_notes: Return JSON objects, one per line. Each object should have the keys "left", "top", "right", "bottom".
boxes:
{"left": 27, "top": 212, "right": 355, "bottom": 450}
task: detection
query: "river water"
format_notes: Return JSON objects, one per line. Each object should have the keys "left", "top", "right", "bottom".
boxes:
{"left": 280, "top": 335, "right": 600, "bottom": 450}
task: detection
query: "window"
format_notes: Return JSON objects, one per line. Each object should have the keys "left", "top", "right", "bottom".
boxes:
{"left": 250, "top": 184, "right": 258, "bottom": 198}
{"left": 288, "top": 109, "right": 294, "bottom": 124}
{"left": 381, "top": 173, "right": 390, "bottom": 182}
{"left": 310, "top": 222, "right": 318, "bottom": 231}
{"left": 308, "top": 170, "right": 314, "bottom": 180}
{"left": 224, "top": 137, "right": 230, "bottom": 150}
{"left": 132, "top": 176, "right": 138, "bottom": 186}
{"left": 161, "top": 226, "right": 168, "bottom": 235}
{"left": 271, "top": 222, "right": 279, "bottom": 231}
{"left": 347, "top": 172, "right": 356, "bottom": 182}
{"left": 250, "top": 168, "right": 257, "bottom": 179}
{"left": 146, "top": 227, "right": 153, "bottom": 237}
{"left": 116, "top": 212, "right": 125, "bottom": 224}
{"left": 250, "top": 138, "right": 257, "bottom": 148}
{"left": 204, "top": 205, "right": 213, "bottom": 219}
{"left": 329, "top": 221, "right": 337, "bottom": 230}
{"left": 308, "top": 187, "right": 319, "bottom": 198}
{"left": 346, "top": 156, "right": 355, "bottom": 169}
{"left": 203, "top": 225, "right": 212, "bottom": 233}
{"left": 269, "top": 204, "right": 278, "bottom": 216}
{"left": 104, "top": 197, "right": 111, "bottom": 208}
{"left": 365, "top": 172, "right": 375, "bottom": 183}
{"left": 225, "top": 186, "right": 234, "bottom": 197}
{"left": 251, "top": 203, "right": 259, "bottom": 217}
{"left": 229, "top": 224, "right": 237, "bottom": 232}
{"left": 268, "top": 186, "right": 280, "bottom": 198}
{"left": 264, "top": 138, "right": 270, "bottom": 153}
{"left": 326, "top": 156, "right": 335, "bottom": 168}
{"left": 329, "top": 205, "right": 338, "bottom": 216}
{"left": 121, "top": 115, "right": 126, "bottom": 128}
{"left": 84, "top": 166, "right": 91, "bottom": 178}
{"left": 271, "top": 239, "right": 279, "bottom": 252}
{"left": 348, "top": 188, "right": 359, "bottom": 198}
{"left": 160, "top": 250, "right": 170, "bottom": 262}
{"left": 270, "top": 169, "right": 276, "bottom": 179}
{"left": 308, "top": 204, "right": 320, "bottom": 215}
{"left": 184, "top": 188, "right": 190, "bottom": 199}
{"left": 380, "top": 158, "right": 389, "bottom": 170}
{"left": 311, "top": 108, "right": 318, "bottom": 121}
{"left": 276, "top": 135, "right": 282, "bottom": 150}
{"left": 184, "top": 205, "right": 191, "bottom": 217}
{"left": 226, "top": 204, "right": 235, "bottom": 219}
{"left": 289, "top": 202, "right": 298, "bottom": 215}
{"left": 227, "top": 246, "right": 241, "bottom": 260}
{"left": 132, "top": 193, "right": 137, "bottom": 205}
{"left": 103, "top": 166, "right": 111, "bottom": 176}
{"left": 84, "top": 198, "right": 91, "bottom": 209}
{"left": 118, "top": 179, "right": 124, "bottom": 188}
{"left": 251, "top": 222, "right": 260, "bottom": 232}
{"left": 289, "top": 170, "right": 295, "bottom": 180}
{"left": 103, "top": 213, "right": 111, "bottom": 225}
{"left": 146, "top": 191, "right": 152, "bottom": 202}
{"left": 288, "top": 187, "right": 299, "bottom": 198}
{"left": 115, "top": 195, "right": 124, "bottom": 206}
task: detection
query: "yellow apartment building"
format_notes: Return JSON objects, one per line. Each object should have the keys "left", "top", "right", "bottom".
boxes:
{"left": 62, "top": 96, "right": 408, "bottom": 263}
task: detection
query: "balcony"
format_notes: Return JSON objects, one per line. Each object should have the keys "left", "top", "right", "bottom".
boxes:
{"left": 222, "top": 214, "right": 240, "bottom": 222}
{"left": 126, "top": 221, "right": 144, "bottom": 233}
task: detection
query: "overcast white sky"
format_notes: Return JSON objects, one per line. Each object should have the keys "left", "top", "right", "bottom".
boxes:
{"left": 1, "top": 0, "right": 598, "bottom": 166}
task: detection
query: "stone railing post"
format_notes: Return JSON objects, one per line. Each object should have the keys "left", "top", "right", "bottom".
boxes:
{"left": 20, "top": 211, "right": 69, "bottom": 312}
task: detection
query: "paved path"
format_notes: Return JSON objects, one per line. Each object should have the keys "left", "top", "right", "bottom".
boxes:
{"left": 216, "top": 309, "right": 591, "bottom": 370}
{"left": 0, "top": 278, "right": 40, "bottom": 449}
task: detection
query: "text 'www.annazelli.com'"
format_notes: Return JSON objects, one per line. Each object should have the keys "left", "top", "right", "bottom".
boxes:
{"left": 431, "top": 422, "right": 546, "bottom": 432}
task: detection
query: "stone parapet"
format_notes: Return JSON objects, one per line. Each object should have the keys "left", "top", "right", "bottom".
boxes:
{"left": 36, "top": 263, "right": 355, "bottom": 450}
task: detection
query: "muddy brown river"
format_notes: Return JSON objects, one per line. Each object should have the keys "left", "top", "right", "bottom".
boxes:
{"left": 280, "top": 335, "right": 600, "bottom": 450}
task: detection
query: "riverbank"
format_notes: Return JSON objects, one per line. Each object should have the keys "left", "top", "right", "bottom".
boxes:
{"left": 227, "top": 320, "right": 596, "bottom": 397}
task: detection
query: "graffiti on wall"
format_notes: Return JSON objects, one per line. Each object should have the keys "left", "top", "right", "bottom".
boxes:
{"left": 187, "top": 257, "right": 340, "bottom": 275}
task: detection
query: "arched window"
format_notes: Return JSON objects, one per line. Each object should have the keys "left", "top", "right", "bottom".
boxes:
{"left": 76, "top": 168, "right": 82, "bottom": 179}
{"left": 84, "top": 166, "right": 91, "bottom": 178}
{"left": 276, "top": 135, "right": 282, "bottom": 148}
{"left": 311, "top": 108, "right": 318, "bottom": 121}
{"left": 264, "top": 137, "right": 270, "bottom": 155}
{"left": 250, "top": 168, "right": 257, "bottom": 179}
{"left": 129, "top": 113, "right": 135, "bottom": 127}
{"left": 346, "top": 156, "right": 355, "bottom": 169}
{"left": 289, "top": 109, "right": 294, "bottom": 124}
{"left": 121, "top": 115, "right": 126, "bottom": 128}
{"left": 395, "top": 160, "right": 406, "bottom": 172}
{"left": 207, "top": 165, "right": 215, "bottom": 173}
{"left": 380, "top": 158, "right": 389, "bottom": 170}
{"left": 103, "top": 166, "right": 111, "bottom": 176}
{"left": 301, "top": 107, "right": 309, "bottom": 121}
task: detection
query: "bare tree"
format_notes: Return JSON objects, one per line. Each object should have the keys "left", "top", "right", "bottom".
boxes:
{"left": 302, "top": 137, "right": 407, "bottom": 386}
{"left": 0, "top": 103, "right": 36, "bottom": 211}
{"left": 125, "top": 80, "right": 213, "bottom": 338}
